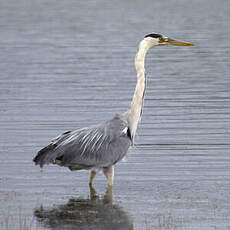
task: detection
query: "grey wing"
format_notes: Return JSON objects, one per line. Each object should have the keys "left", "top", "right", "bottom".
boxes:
{"left": 33, "top": 114, "right": 132, "bottom": 169}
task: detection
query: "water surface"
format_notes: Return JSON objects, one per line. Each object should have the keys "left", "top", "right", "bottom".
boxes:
{"left": 0, "top": 0, "right": 230, "bottom": 229}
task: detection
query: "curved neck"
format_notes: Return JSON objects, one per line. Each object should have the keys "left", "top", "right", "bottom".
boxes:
{"left": 124, "top": 40, "right": 153, "bottom": 141}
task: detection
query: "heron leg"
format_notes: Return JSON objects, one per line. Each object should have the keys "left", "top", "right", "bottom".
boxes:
{"left": 104, "top": 184, "right": 114, "bottom": 204}
{"left": 89, "top": 184, "right": 98, "bottom": 200}
{"left": 89, "top": 170, "right": 97, "bottom": 186}
{"left": 103, "top": 165, "right": 114, "bottom": 187}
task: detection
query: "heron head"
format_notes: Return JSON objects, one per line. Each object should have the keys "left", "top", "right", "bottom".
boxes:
{"left": 144, "top": 33, "right": 194, "bottom": 47}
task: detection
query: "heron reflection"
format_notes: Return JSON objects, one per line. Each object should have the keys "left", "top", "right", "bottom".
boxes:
{"left": 34, "top": 186, "right": 133, "bottom": 230}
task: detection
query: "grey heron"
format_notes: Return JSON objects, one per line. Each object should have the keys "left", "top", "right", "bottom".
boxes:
{"left": 33, "top": 33, "right": 194, "bottom": 187}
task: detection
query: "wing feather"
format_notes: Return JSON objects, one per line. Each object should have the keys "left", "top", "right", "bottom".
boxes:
{"left": 33, "top": 114, "right": 132, "bottom": 169}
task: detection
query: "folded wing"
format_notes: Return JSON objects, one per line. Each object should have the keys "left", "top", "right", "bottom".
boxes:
{"left": 33, "top": 114, "right": 132, "bottom": 170}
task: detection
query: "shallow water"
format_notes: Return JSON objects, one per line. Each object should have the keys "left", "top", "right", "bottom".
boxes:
{"left": 0, "top": 0, "right": 230, "bottom": 229}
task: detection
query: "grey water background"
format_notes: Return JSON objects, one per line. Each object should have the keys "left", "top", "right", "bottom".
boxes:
{"left": 0, "top": 0, "right": 230, "bottom": 229}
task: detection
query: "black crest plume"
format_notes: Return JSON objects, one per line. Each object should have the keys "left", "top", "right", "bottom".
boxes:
{"left": 144, "top": 33, "right": 163, "bottom": 39}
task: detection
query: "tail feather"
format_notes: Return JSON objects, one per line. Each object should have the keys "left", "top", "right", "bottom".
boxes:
{"left": 33, "top": 144, "right": 58, "bottom": 168}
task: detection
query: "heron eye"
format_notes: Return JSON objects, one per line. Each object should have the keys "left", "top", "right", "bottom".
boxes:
{"left": 159, "top": 37, "right": 168, "bottom": 43}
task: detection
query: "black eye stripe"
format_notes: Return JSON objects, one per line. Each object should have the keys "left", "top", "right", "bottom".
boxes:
{"left": 144, "top": 33, "right": 163, "bottom": 39}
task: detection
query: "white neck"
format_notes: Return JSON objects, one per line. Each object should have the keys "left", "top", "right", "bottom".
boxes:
{"left": 124, "top": 39, "right": 153, "bottom": 141}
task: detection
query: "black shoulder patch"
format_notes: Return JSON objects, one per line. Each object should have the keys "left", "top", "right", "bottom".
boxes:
{"left": 63, "top": 131, "right": 71, "bottom": 135}
{"left": 145, "top": 33, "right": 163, "bottom": 39}
{"left": 127, "top": 127, "right": 132, "bottom": 140}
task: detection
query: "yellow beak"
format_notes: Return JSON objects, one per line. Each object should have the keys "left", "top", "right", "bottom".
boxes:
{"left": 161, "top": 37, "right": 194, "bottom": 46}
